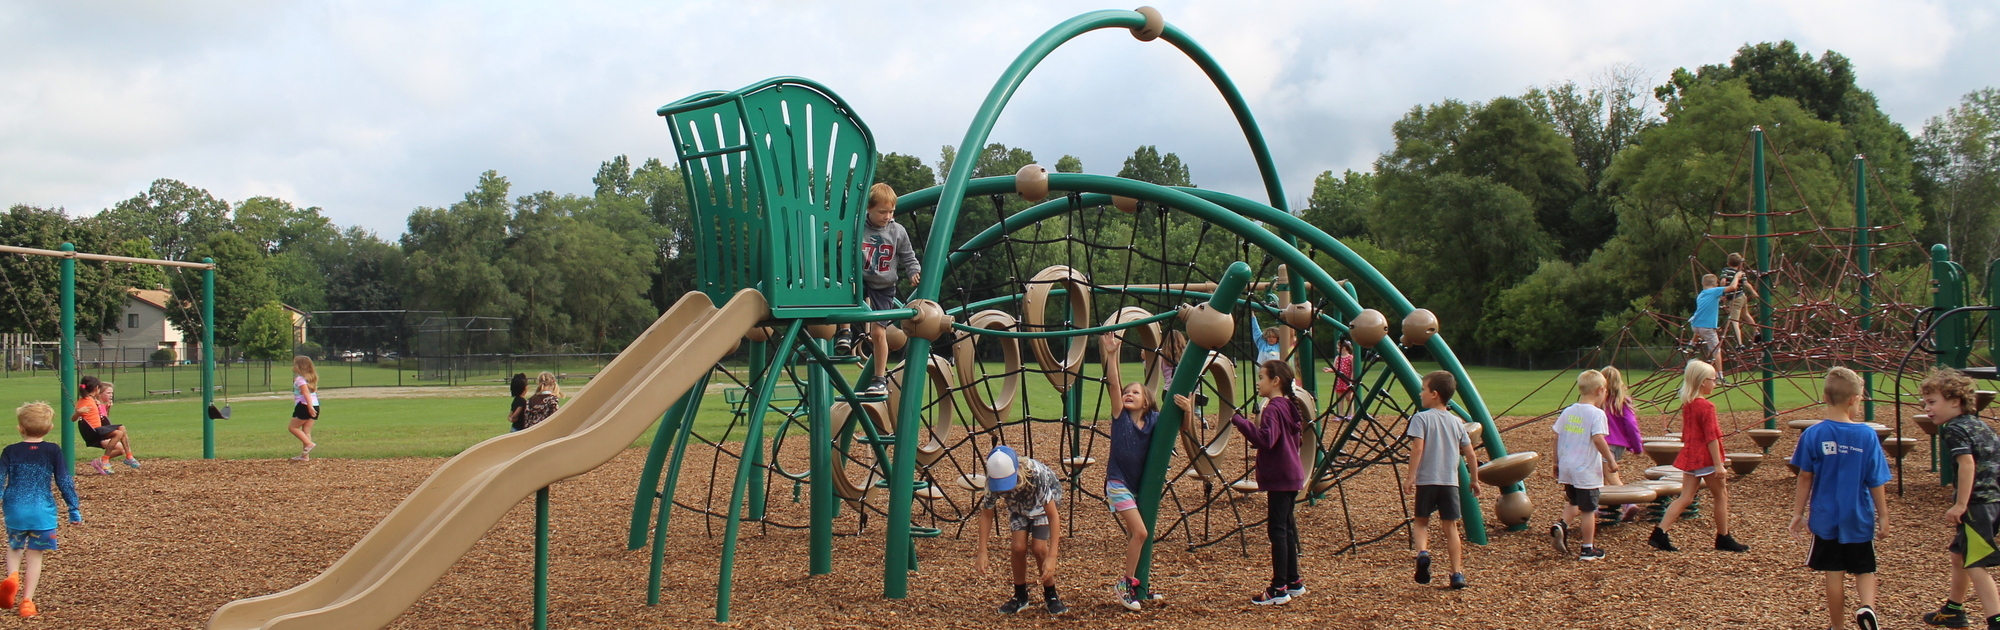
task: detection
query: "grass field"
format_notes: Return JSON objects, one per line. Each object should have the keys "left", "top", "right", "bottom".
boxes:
{"left": 1, "top": 356, "right": 1919, "bottom": 462}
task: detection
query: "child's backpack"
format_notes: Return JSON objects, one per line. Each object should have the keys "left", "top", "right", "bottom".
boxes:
{"left": 520, "top": 393, "right": 559, "bottom": 430}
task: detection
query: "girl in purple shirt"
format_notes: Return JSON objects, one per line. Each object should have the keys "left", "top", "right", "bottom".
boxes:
{"left": 1176, "top": 360, "right": 1308, "bottom": 605}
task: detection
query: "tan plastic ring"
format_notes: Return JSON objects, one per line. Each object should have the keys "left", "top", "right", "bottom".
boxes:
{"left": 1098, "top": 306, "right": 1164, "bottom": 397}
{"left": 1177, "top": 352, "right": 1238, "bottom": 480}
{"left": 952, "top": 309, "right": 1021, "bottom": 430}
{"left": 1021, "top": 265, "right": 1092, "bottom": 392}
{"left": 916, "top": 354, "right": 958, "bottom": 466}
{"left": 828, "top": 402, "right": 889, "bottom": 501}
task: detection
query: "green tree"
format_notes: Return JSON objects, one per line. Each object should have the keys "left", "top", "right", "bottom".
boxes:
{"left": 237, "top": 301, "right": 294, "bottom": 360}
{"left": 1302, "top": 169, "right": 1374, "bottom": 240}
{"left": 1524, "top": 67, "right": 1656, "bottom": 257}
{"left": 1117, "top": 145, "right": 1192, "bottom": 187}
{"left": 318, "top": 227, "right": 407, "bottom": 351}
{"left": 1368, "top": 173, "right": 1554, "bottom": 343}
{"left": 1054, "top": 155, "right": 1083, "bottom": 173}
{"left": 875, "top": 152, "right": 939, "bottom": 246}
{"left": 96, "top": 179, "right": 232, "bottom": 262}
{"left": 175, "top": 231, "right": 279, "bottom": 347}
{"left": 401, "top": 171, "right": 519, "bottom": 319}
{"left": 0, "top": 206, "right": 150, "bottom": 341}
{"left": 1916, "top": 88, "right": 2000, "bottom": 268}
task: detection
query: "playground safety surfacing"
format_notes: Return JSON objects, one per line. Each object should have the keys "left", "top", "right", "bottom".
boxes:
{"left": 48, "top": 409, "right": 1964, "bottom": 628}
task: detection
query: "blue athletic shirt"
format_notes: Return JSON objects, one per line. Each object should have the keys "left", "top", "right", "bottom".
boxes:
{"left": 1691, "top": 287, "right": 1726, "bottom": 329}
{"left": 0, "top": 441, "right": 81, "bottom": 531}
{"left": 1789, "top": 420, "right": 1891, "bottom": 543}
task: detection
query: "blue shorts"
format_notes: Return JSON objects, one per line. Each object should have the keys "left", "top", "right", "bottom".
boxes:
{"left": 7, "top": 529, "right": 56, "bottom": 551}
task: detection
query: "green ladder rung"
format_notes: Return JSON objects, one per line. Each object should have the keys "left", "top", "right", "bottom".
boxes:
{"left": 908, "top": 526, "right": 942, "bottom": 538}
{"left": 874, "top": 479, "right": 930, "bottom": 490}
{"left": 855, "top": 434, "right": 898, "bottom": 445}
{"left": 821, "top": 355, "right": 868, "bottom": 365}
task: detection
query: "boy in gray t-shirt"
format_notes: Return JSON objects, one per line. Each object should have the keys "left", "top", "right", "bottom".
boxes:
{"left": 1403, "top": 371, "right": 1481, "bottom": 590}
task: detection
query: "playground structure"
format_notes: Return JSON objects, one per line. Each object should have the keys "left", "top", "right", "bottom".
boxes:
{"left": 0, "top": 244, "right": 220, "bottom": 460}
{"left": 209, "top": 9, "right": 1535, "bottom": 629}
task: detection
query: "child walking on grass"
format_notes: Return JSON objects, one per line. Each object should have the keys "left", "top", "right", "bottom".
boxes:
{"left": 1648, "top": 360, "right": 1750, "bottom": 553}
{"left": 1550, "top": 370, "right": 1617, "bottom": 561}
{"left": 974, "top": 445, "right": 1067, "bottom": 616}
{"left": 1920, "top": 368, "right": 2000, "bottom": 630}
{"left": 1104, "top": 382, "right": 1161, "bottom": 611}
{"left": 1789, "top": 366, "right": 1890, "bottom": 630}
{"left": 0, "top": 402, "right": 83, "bottom": 619}
{"left": 1403, "top": 370, "right": 1480, "bottom": 589}
{"left": 289, "top": 356, "right": 320, "bottom": 461}
{"left": 1181, "top": 360, "right": 1309, "bottom": 604}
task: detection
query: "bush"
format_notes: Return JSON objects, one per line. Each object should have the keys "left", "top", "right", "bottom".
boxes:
{"left": 149, "top": 348, "right": 176, "bottom": 367}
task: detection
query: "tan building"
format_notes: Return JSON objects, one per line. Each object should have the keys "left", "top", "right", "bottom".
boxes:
{"left": 87, "top": 288, "right": 187, "bottom": 365}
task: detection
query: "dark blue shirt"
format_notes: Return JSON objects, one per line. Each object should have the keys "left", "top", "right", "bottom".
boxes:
{"left": 1105, "top": 410, "right": 1157, "bottom": 486}
{"left": 1, "top": 441, "right": 81, "bottom": 531}
{"left": 1789, "top": 420, "right": 1891, "bottom": 543}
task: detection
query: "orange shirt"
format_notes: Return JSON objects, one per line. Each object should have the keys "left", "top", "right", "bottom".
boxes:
{"left": 77, "top": 398, "right": 104, "bottom": 429}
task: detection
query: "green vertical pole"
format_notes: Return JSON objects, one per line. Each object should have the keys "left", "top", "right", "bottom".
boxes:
{"left": 1753, "top": 127, "right": 1776, "bottom": 428}
{"left": 1135, "top": 261, "right": 1253, "bottom": 599}
{"left": 1854, "top": 154, "right": 1874, "bottom": 423}
{"left": 716, "top": 321, "right": 801, "bottom": 622}
{"left": 648, "top": 374, "right": 708, "bottom": 606}
{"left": 883, "top": 352, "right": 929, "bottom": 596}
{"left": 534, "top": 486, "right": 550, "bottom": 630}
{"left": 808, "top": 340, "right": 834, "bottom": 575}
{"left": 629, "top": 395, "right": 694, "bottom": 549}
{"left": 202, "top": 260, "right": 217, "bottom": 459}
{"left": 747, "top": 343, "right": 769, "bottom": 521}
{"left": 59, "top": 243, "right": 76, "bottom": 464}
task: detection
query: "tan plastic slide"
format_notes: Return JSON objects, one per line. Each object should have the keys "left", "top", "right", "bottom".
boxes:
{"left": 209, "top": 289, "right": 769, "bottom": 630}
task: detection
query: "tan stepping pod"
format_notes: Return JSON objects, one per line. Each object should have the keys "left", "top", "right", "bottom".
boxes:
{"left": 1915, "top": 414, "right": 1939, "bottom": 436}
{"left": 1643, "top": 441, "right": 1684, "bottom": 466}
{"left": 1021, "top": 265, "right": 1092, "bottom": 392}
{"left": 1747, "top": 428, "right": 1782, "bottom": 450}
{"left": 914, "top": 484, "right": 947, "bottom": 501}
{"left": 1788, "top": 419, "right": 1821, "bottom": 431}
{"left": 1495, "top": 490, "right": 1533, "bottom": 526}
{"left": 1981, "top": 390, "right": 1996, "bottom": 413}
{"left": 1642, "top": 435, "right": 1678, "bottom": 443}
{"left": 953, "top": 310, "right": 1022, "bottom": 429}
{"left": 1061, "top": 456, "right": 1097, "bottom": 472}
{"left": 1866, "top": 423, "right": 1892, "bottom": 439}
{"left": 1883, "top": 437, "right": 1920, "bottom": 459}
{"left": 1463, "top": 422, "right": 1486, "bottom": 449}
{"left": 1598, "top": 484, "right": 1658, "bottom": 506}
{"left": 1665, "top": 432, "right": 1683, "bottom": 440}
{"left": 1230, "top": 480, "right": 1261, "bottom": 494}
{"left": 1644, "top": 465, "right": 1683, "bottom": 480}
{"left": 1476, "top": 451, "right": 1540, "bottom": 487}
{"left": 956, "top": 474, "right": 987, "bottom": 492}
{"left": 1725, "top": 453, "right": 1764, "bottom": 475}
{"left": 1642, "top": 480, "right": 1685, "bottom": 498}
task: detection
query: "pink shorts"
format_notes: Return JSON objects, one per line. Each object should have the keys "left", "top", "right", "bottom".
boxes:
{"left": 1106, "top": 480, "right": 1137, "bottom": 512}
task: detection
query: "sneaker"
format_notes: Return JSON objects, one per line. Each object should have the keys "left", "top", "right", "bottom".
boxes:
{"left": 1448, "top": 573, "right": 1467, "bottom": 590}
{"left": 1045, "top": 596, "right": 1069, "bottom": 616}
{"left": 0, "top": 571, "right": 17, "bottom": 609}
{"left": 1116, "top": 579, "right": 1142, "bottom": 611}
{"left": 89, "top": 459, "right": 110, "bottom": 475}
{"left": 125, "top": 458, "right": 141, "bottom": 469}
{"left": 1283, "top": 579, "right": 1307, "bottom": 597}
{"left": 1714, "top": 534, "right": 1750, "bottom": 553}
{"left": 1856, "top": 605, "right": 1879, "bottom": 630}
{"left": 998, "top": 596, "right": 1032, "bottom": 614}
{"left": 1579, "top": 546, "right": 1607, "bottom": 561}
{"left": 1550, "top": 522, "right": 1570, "bottom": 556}
{"left": 1251, "top": 587, "right": 1291, "bottom": 606}
{"left": 1647, "top": 527, "right": 1678, "bottom": 552}
{"left": 1619, "top": 504, "right": 1643, "bottom": 522}
{"left": 833, "top": 329, "right": 855, "bottom": 355}
{"left": 1922, "top": 601, "right": 1970, "bottom": 628}
{"left": 15, "top": 599, "right": 32, "bottom": 618}
{"left": 859, "top": 377, "right": 889, "bottom": 397}
{"left": 1414, "top": 551, "right": 1432, "bottom": 584}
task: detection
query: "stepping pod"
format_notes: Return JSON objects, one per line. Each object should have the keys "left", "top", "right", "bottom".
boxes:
{"left": 1746, "top": 429, "right": 1782, "bottom": 450}
{"left": 1883, "top": 437, "right": 1919, "bottom": 460}
{"left": 1724, "top": 453, "right": 1763, "bottom": 475}
{"left": 1643, "top": 441, "right": 1683, "bottom": 467}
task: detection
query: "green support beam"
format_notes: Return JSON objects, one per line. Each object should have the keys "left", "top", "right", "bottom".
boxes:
{"left": 629, "top": 394, "right": 698, "bottom": 549}
{"left": 1754, "top": 127, "right": 1777, "bottom": 428}
{"left": 716, "top": 321, "right": 803, "bottom": 622}
{"left": 203, "top": 260, "right": 217, "bottom": 459}
{"left": 1855, "top": 154, "right": 1875, "bottom": 423}
{"left": 59, "top": 243, "right": 76, "bottom": 463}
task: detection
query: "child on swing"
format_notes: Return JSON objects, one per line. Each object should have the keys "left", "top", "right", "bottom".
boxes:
{"left": 73, "top": 376, "right": 136, "bottom": 474}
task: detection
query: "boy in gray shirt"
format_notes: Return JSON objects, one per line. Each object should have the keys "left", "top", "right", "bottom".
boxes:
{"left": 1403, "top": 371, "right": 1481, "bottom": 590}
{"left": 842, "top": 182, "right": 920, "bottom": 396}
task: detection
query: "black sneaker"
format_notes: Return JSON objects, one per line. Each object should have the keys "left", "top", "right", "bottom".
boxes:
{"left": 833, "top": 329, "right": 855, "bottom": 355}
{"left": 1647, "top": 527, "right": 1678, "bottom": 552}
{"left": 1922, "top": 601, "right": 1970, "bottom": 628}
{"left": 1550, "top": 522, "right": 1570, "bottom": 556}
{"left": 1714, "top": 534, "right": 1749, "bottom": 553}
{"left": 1045, "top": 596, "right": 1069, "bottom": 616}
{"left": 1251, "top": 586, "right": 1291, "bottom": 605}
{"left": 1414, "top": 551, "right": 1432, "bottom": 584}
{"left": 859, "top": 376, "right": 889, "bottom": 397}
{"left": 998, "top": 596, "right": 1032, "bottom": 614}
{"left": 1448, "top": 572, "right": 1467, "bottom": 589}
{"left": 1578, "top": 546, "right": 1607, "bottom": 561}
{"left": 1856, "top": 605, "right": 1879, "bottom": 630}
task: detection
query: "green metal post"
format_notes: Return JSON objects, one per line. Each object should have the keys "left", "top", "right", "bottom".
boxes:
{"left": 808, "top": 338, "right": 834, "bottom": 575}
{"left": 629, "top": 395, "right": 695, "bottom": 549}
{"left": 1855, "top": 155, "right": 1875, "bottom": 423}
{"left": 1934, "top": 244, "right": 1962, "bottom": 484}
{"left": 1753, "top": 127, "right": 1776, "bottom": 428}
{"left": 747, "top": 343, "right": 769, "bottom": 521}
{"left": 1134, "top": 261, "right": 1253, "bottom": 599}
{"left": 534, "top": 486, "right": 550, "bottom": 630}
{"left": 59, "top": 244, "right": 76, "bottom": 464}
{"left": 202, "top": 260, "right": 217, "bottom": 459}
{"left": 647, "top": 374, "right": 708, "bottom": 606}
{"left": 716, "top": 321, "right": 802, "bottom": 622}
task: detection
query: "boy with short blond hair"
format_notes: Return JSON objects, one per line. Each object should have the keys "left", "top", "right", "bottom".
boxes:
{"left": 841, "top": 182, "right": 921, "bottom": 397}
{"left": 0, "top": 402, "right": 83, "bottom": 618}
{"left": 1691, "top": 272, "right": 1743, "bottom": 384}
{"left": 1403, "top": 371, "right": 1481, "bottom": 589}
{"left": 1551, "top": 370, "right": 1618, "bottom": 561}
{"left": 1921, "top": 368, "right": 2000, "bottom": 629}
{"left": 1790, "top": 367, "right": 1890, "bottom": 630}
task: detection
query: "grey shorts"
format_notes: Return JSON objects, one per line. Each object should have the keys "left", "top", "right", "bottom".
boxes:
{"left": 1695, "top": 327, "right": 1720, "bottom": 355}
{"left": 1687, "top": 466, "right": 1717, "bottom": 478}
{"left": 1413, "top": 485, "right": 1461, "bottom": 521}
{"left": 1563, "top": 485, "right": 1601, "bottom": 511}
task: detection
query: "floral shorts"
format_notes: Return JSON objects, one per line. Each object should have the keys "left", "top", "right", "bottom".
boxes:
{"left": 1107, "top": 480, "right": 1138, "bottom": 513}
{"left": 7, "top": 529, "right": 56, "bottom": 551}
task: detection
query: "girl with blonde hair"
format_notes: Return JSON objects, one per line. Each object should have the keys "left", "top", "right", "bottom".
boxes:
{"left": 289, "top": 356, "right": 320, "bottom": 461}
{"left": 1648, "top": 360, "right": 1748, "bottom": 552}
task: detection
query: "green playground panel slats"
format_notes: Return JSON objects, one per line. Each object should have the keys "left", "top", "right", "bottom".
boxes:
{"left": 661, "top": 78, "right": 877, "bottom": 316}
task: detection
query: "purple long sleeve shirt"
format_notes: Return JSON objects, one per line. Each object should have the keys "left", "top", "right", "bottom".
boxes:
{"left": 1230, "top": 396, "right": 1306, "bottom": 492}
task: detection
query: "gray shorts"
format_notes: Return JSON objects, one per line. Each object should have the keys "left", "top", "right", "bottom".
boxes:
{"left": 1694, "top": 327, "right": 1720, "bottom": 356}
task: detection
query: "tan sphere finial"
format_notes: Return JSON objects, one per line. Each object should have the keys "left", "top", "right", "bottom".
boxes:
{"left": 1131, "top": 6, "right": 1165, "bottom": 41}
{"left": 1180, "top": 303, "right": 1234, "bottom": 350}
{"left": 1015, "top": 163, "right": 1049, "bottom": 203}
{"left": 1401, "top": 308, "right": 1438, "bottom": 346}
{"left": 1349, "top": 309, "right": 1389, "bottom": 347}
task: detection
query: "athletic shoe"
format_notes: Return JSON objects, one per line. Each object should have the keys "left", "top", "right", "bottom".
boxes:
{"left": 998, "top": 596, "right": 1032, "bottom": 614}
{"left": 1714, "top": 534, "right": 1750, "bottom": 552}
{"left": 859, "top": 377, "right": 889, "bottom": 397}
{"left": 1856, "top": 605, "right": 1879, "bottom": 630}
{"left": 1550, "top": 522, "right": 1570, "bottom": 556}
{"left": 833, "top": 330, "right": 855, "bottom": 355}
{"left": 1283, "top": 579, "right": 1307, "bottom": 597}
{"left": 1619, "top": 504, "right": 1643, "bottom": 522}
{"left": 89, "top": 459, "right": 110, "bottom": 475}
{"left": 1923, "top": 601, "right": 1970, "bottom": 628}
{"left": 124, "top": 458, "right": 141, "bottom": 469}
{"left": 15, "top": 599, "right": 32, "bottom": 618}
{"left": 1448, "top": 573, "right": 1467, "bottom": 590}
{"left": 1414, "top": 551, "right": 1432, "bottom": 584}
{"left": 1116, "top": 579, "right": 1142, "bottom": 611}
{"left": 1579, "top": 547, "right": 1607, "bottom": 561}
{"left": 0, "top": 571, "right": 17, "bottom": 609}
{"left": 1647, "top": 527, "right": 1678, "bottom": 552}
{"left": 1251, "top": 587, "right": 1290, "bottom": 606}
{"left": 1045, "top": 596, "right": 1069, "bottom": 616}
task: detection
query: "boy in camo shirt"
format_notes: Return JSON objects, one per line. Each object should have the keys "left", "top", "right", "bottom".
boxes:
{"left": 1922, "top": 368, "right": 2000, "bottom": 630}
{"left": 974, "top": 445, "right": 1067, "bottom": 616}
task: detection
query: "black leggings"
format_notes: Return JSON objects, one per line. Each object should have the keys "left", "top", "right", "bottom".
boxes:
{"left": 1267, "top": 491, "right": 1300, "bottom": 587}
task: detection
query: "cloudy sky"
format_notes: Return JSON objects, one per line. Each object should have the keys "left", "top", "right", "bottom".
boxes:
{"left": 3, "top": 1, "right": 1994, "bottom": 238}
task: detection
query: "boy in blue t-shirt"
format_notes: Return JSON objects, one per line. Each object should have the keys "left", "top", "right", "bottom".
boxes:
{"left": 1691, "top": 272, "right": 1743, "bottom": 385}
{"left": 0, "top": 402, "right": 83, "bottom": 619}
{"left": 1788, "top": 367, "right": 1890, "bottom": 630}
